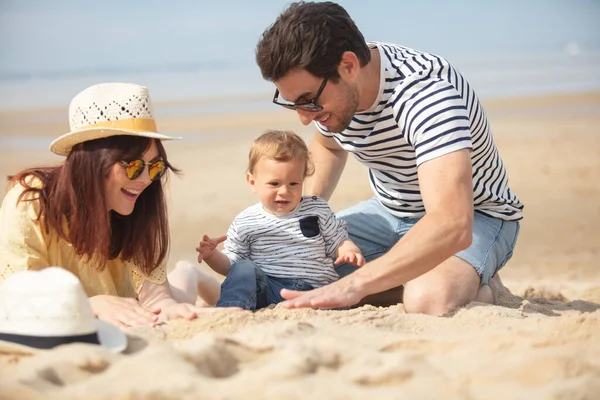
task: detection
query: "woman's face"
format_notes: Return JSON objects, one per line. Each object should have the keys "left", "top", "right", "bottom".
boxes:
{"left": 104, "top": 140, "right": 160, "bottom": 215}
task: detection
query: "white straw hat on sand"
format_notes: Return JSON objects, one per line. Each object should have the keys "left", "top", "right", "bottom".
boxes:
{"left": 0, "top": 267, "right": 127, "bottom": 353}
{"left": 50, "top": 82, "right": 181, "bottom": 156}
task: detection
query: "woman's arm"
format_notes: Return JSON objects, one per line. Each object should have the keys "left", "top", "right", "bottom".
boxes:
{"left": 0, "top": 185, "right": 51, "bottom": 277}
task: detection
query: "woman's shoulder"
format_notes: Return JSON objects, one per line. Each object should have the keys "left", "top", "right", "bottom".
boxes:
{"left": 2, "top": 176, "right": 43, "bottom": 215}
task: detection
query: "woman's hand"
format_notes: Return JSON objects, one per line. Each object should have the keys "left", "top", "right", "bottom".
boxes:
{"left": 196, "top": 235, "right": 227, "bottom": 263}
{"left": 159, "top": 302, "right": 241, "bottom": 322}
{"left": 89, "top": 295, "right": 160, "bottom": 327}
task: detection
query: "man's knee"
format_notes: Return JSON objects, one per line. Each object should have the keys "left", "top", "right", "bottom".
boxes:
{"left": 402, "top": 285, "right": 468, "bottom": 316}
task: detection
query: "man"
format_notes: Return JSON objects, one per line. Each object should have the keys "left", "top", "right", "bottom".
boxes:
{"left": 255, "top": 1, "right": 523, "bottom": 315}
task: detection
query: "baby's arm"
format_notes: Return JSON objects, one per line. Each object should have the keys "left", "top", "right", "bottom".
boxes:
{"left": 196, "top": 235, "right": 231, "bottom": 276}
{"left": 315, "top": 197, "right": 365, "bottom": 267}
{"left": 334, "top": 239, "right": 365, "bottom": 267}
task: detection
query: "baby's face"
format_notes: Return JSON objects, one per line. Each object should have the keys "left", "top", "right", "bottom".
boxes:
{"left": 247, "top": 157, "right": 305, "bottom": 215}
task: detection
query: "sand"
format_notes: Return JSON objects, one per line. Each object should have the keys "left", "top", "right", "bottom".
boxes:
{"left": 0, "top": 92, "right": 599, "bottom": 399}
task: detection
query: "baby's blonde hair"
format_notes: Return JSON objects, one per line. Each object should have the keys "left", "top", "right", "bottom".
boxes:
{"left": 248, "top": 130, "right": 314, "bottom": 177}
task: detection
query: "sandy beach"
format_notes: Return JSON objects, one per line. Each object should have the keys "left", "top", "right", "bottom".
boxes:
{"left": 0, "top": 92, "right": 599, "bottom": 399}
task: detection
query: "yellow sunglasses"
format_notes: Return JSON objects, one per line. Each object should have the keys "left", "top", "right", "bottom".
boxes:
{"left": 119, "top": 159, "right": 167, "bottom": 181}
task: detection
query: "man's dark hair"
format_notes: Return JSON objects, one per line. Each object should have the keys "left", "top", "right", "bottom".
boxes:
{"left": 256, "top": 1, "right": 371, "bottom": 82}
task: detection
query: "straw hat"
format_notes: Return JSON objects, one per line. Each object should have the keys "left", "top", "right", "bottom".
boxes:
{"left": 50, "top": 82, "right": 180, "bottom": 156}
{"left": 0, "top": 267, "right": 127, "bottom": 353}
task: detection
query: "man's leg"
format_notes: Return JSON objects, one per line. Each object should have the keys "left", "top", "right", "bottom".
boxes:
{"left": 336, "top": 197, "right": 410, "bottom": 306}
{"left": 402, "top": 257, "right": 480, "bottom": 315}
{"left": 403, "top": 212, "right": 520, "bottom": 315}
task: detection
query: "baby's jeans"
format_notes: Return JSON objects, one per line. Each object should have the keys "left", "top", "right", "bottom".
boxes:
{"left": 216, "top": 260, "right": 314, "bottom": 310}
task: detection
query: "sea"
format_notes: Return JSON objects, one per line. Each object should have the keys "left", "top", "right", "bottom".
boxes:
{"left": 0, "top": 0, "right": 599, "bottom": 115}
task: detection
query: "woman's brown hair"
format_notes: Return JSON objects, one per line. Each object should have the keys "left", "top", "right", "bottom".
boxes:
{"left": 8, "top": 136, "right": 177, "bottom": 275}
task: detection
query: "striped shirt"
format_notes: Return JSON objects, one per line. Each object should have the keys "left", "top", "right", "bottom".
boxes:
{"left": 222, "top": 196, "right": 347, "bottom": 287}
{"left": 316, "top": 42, "right": 523, "bottom": 221}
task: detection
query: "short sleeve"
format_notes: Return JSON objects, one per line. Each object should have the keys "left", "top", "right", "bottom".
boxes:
{"left": 393, "top": 78, "right": 472, "bottom": 166}
{"left": 0, "top": 185, "right": 50, "bottom": 281}
{"left": 127, "top": 262, "right": 167, "bottom": 295}
{"left": 222, "top": 218, "right": 249, "bottom": 264}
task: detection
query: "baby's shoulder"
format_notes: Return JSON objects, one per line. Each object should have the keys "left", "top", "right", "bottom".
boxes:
{"left": 234, "top": 202, "right": 263, "bottom": 219}
{"left": 298, "top": 196, "right": 333, "bottom": 215}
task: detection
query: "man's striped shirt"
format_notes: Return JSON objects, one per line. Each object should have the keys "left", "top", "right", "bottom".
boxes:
{"left": 222, "top": 196, "right": 347, "bottom": 287}
{"left": 316, "top": 42, "right": 523, "bottom": 221}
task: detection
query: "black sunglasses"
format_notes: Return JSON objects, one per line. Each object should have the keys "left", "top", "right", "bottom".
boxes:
{"left": 272, "top": 75, "right": 329, "bottom": 112}
{"left": 119, "top": 159, "right": 167, "bottom": 181}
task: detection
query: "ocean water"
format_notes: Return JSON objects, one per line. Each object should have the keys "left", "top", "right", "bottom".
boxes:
{"left": 1, "top": 0, "right": 599, "bottom": 113}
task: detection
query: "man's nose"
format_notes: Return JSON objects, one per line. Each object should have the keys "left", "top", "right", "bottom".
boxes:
{"left": 297, "top": 109, "right": 316, "bottom": 126}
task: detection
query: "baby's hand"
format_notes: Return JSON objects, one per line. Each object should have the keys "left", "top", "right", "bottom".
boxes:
{"left": 334, "top": 250, "right": 366, "bottom": 267}
{"left": 196, "top": 235, "right": 227, "bottom": 263}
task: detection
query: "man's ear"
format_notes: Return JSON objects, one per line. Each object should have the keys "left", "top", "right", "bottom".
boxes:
{"left": 246, "top": 172, "right": 257, "bottom": 193}
{"left": 338, "top": 51, "right": 361, "bottom": 79}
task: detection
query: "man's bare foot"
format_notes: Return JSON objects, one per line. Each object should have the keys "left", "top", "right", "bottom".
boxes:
{"left": 476, "top": 274, "right": 517, "bottom": 305}
{"left": 486, "top": 273, "right": 523, "bottom": 308}
{"left": 475, "top": 284, "right": 494, "bottom": 304}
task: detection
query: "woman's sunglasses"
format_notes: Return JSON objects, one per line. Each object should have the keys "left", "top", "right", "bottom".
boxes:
{"left": 119, "top": 159, "right": 167, "bottom": 181}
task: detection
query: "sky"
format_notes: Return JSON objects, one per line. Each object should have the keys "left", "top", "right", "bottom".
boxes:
{"left": 0, "top": 0, "right": 598, "bottom": 109}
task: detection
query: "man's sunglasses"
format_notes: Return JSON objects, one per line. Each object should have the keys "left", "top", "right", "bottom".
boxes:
{"left": 272, "top": 75, "right": 329, "bottom": 112}
{"left": 119, "top": 159, "right": 167, "bottom": 181}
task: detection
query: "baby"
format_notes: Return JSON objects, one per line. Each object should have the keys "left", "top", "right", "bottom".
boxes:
{"left": 196, "top": 130, "right": 364, "bottom": 310}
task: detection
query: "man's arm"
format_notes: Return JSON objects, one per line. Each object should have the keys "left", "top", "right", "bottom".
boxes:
{"left": 356, "top": 148, "right": 473, "bottom": 294}
{"left": 304, "top": 131, "right": 348, "bottom": 201}
{"left": 281, "top": 149, "right": 474, "bottom": 308}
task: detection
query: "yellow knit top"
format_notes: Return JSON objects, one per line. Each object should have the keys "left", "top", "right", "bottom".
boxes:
{"left": 0, "top": 182, "right": 167, "bottom": 297}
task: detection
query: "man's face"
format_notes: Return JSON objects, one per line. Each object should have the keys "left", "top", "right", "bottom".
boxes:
{"left": 275, "top": 69, "right": 359, "bottom": 133}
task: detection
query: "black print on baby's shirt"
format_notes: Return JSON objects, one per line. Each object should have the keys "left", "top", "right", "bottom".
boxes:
{"left": 299, "top": 216, "right": 320, "bottom": 238}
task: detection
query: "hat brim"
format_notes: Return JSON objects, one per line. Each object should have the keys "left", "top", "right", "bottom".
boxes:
{"left": 50, "top": 128, "right": 182, "bottom": 156}
{"left": 0, "top": 319, "right": 127, "bottom": 354}
{"left": 96, "top": 319, "right": 127, "bottom": 353}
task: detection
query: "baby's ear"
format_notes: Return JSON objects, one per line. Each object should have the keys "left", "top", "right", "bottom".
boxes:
{"left": 246, "top": 172, "right": 256, "bottom": 192}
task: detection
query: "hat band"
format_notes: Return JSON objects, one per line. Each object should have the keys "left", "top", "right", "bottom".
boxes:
{"left": 77, "top": 117, "right": 158, "bottom": 133}
{"left": 0, "top": 331, "right": 100, "bottom": 349}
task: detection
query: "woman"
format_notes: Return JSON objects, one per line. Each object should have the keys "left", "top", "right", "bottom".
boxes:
{"left": 0, "top": 83, "right": 224, "bottom": 327}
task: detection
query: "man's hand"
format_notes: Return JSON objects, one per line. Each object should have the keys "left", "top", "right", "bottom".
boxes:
{"left": 280, "top": 274, "right": 367, "bottom": 309}
{"left": 196, "top": 235, "right": 227, "bottom": 263}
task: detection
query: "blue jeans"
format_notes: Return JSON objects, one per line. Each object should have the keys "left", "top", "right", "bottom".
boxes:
{"left": 216, "top": 260, "right": 314, "bottom": 310}
{"left": 336, "top": 197, "right": 521, "bottom": 285}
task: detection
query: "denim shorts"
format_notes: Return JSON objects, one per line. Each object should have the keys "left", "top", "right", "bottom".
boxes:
{"left": 336, "top": 197, "right": 520, "bottom": 285}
